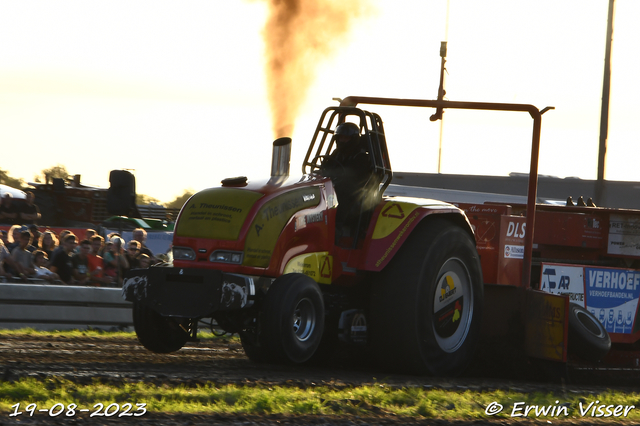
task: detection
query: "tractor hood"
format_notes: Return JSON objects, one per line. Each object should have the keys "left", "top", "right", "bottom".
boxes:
{"left": 174, "top": 175, "right": 323, "bottom": 245}
{"left": 174, "top": 187, "right": 263, "bottom": 240}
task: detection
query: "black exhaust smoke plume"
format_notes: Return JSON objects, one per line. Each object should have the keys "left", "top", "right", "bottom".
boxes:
{"left": 262, "top": 0, "right": 366, "bottom": 138}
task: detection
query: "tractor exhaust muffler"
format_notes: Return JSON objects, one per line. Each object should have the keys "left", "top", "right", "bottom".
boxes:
{"left": 270, "top": 137, "right": 291, "bottom": 177}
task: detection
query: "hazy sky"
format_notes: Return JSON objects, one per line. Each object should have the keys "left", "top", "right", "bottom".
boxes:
{"left": 1, "top": 1, "right": 638, "bottom": 203}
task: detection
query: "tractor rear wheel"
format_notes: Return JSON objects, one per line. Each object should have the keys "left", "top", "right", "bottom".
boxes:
{"left": 133, "top": 302, "right": 189, "bottom": 353}
{"left": 370, "top": 218, "right": 483, "bottom": 376}
{"left": 245, "top": 273, "right": 325, "bottom": 364}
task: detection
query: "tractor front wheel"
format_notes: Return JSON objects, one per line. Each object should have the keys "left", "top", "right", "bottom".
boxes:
{"left": 244, "top": 273, "right": 325, "bottom": 364}
{"left": 133, "top": 302, "right": 189, "bottom": 353}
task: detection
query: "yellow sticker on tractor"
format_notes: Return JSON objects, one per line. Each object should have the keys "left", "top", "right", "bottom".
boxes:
{"left": 175, "top": 188, "right": 263, "bottom": 240}
{"left": 244, "top": 187, "right": 321, "bottom": 267}
{"left": 283, "top": 252, "right": 333, "bottom": 284}
{"left": 372, "top": 201, "right": 422, "bottom": 240}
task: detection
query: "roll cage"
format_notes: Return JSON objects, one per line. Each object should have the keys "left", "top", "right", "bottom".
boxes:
{"left": 330, "top": 96, "right": 553, "bottom": 287}
{"left": 302, "top": 106, "right": 393, "bottom": 198}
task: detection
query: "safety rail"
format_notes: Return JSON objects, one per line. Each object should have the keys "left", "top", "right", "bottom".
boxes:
{"left": 0, "top": 283, "right": 132, "bottom": 331}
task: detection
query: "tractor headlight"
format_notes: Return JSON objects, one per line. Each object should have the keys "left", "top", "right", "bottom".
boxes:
{"left": 210, "top": 250, "right": 243, "bottom": 264}
{"left": 172, "top": 246, "right": 196, "bottom": 260}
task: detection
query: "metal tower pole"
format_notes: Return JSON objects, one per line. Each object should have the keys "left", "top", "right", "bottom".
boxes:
{"left": 596, "top": 0, "right": 615, "bottom": 205}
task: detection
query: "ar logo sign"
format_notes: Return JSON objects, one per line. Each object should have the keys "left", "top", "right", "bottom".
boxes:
{"left": 542, "top": 268, "right": 570, "bottom": 290}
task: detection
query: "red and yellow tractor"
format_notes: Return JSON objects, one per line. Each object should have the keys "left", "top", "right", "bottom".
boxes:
{"left": 124, "top": 95, "right": 638, "bottom": 376}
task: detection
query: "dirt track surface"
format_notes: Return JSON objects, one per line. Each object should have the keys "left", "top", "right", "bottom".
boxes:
{"left": 1, "top": 334, "right": 639, "bottom": 425}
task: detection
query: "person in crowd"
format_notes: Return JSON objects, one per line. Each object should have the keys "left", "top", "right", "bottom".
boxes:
{"left": 71, "top": 239, "right": 92, "bottom": 285}
{"left": 19, "top": 191, "right": 41, "bottom": 225}
{"left": 0, "top": 238, "right": 16, "bottom": 280}
{"left": 103, "top": 240, "right": 113, "bottom": 256}
{"left": 73, "top": 229, "right": 97, "bottom": 254}
{"left": 85, "top": 228, "right": 97, "bottom": 241}
{"left": 21, "top": 227, "right": 37, "bottom": 253}
{"left": 50, "top": 230, "right": 72, "bottom": 260}
{"left": 0, "top": 193, "right": 19, "bottom": 224}
{"left": 6, "top": 225, "right": 23, "bottom": 252}
{"left": 0, "top": 230, "right": 9, "bottom": 247}
{"left": 125, "top": 240, "right": 141, "bottom": 271}
{"left": 87, "top": 235, "right": 113, "bottom": 287}
{"left": 28, "top": 225, "right": 41, "bottom": 250}
{"left": 90, "top": 235, "right": 105, "bottom": 257}
{"left": 103, "top": 236, "right": 129, "bottom": 286}
{"left": 90, "top": 235, "right": 102, "bottom": 254}
{"left": 32, "top": 250, "right": 60, "bottom": 283}
{"left": 50, "top": 234, "right": 77, "bottom": 285}
{"left": 39, "top": 230, "right": 59, "bottom": 263}
{"left": 138, "top": 253, "right": 152, "bottom": 269}
{"left": 132, "top": 228, "right": 159, "bottom": 264}
{"left": 11, "top": 230, "right": 36, "bottom": 280}
{"left": 104, "top": 233, "right": 121, "bottom": 255}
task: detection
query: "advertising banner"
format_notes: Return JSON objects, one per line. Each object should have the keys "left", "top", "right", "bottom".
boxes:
{"left": 540, "top": 264, "right": 585, "bottom": 306}
{"left": 585, "top": 267, "right": 640, "bottom": 334}
{"left": 497, "top": 216, "right": 526, "bottom": 285}
{"left": 541, "top": 263, "right": 640, "bottom": 335}
{"left": 608, "top": 214, "right": 640, "bottom": 257}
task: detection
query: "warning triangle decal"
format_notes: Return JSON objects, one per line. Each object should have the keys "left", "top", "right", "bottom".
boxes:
{"left": 381, "top": 203, "right": 405, "bottom": 219}
{"left": 320, "top": 256, "right": 332, "bottom": 278}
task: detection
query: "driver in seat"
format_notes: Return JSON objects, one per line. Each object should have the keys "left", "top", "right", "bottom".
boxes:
{"left": 320, "top": 122, "right": 374, "bottom": 236}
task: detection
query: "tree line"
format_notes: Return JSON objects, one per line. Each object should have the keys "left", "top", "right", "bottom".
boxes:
{"left": 0, "top": 165, "right": 193, "bottom": 210}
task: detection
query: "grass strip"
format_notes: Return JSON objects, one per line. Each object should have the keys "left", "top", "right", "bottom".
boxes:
{"left": 0, "top": 328, "right": 136, "bottom": 339}
{"left": 0, "top": 328, "right": 231, "bottom": 340}
{"left": 1, "top": 377, "right": 640, "bottom": 420}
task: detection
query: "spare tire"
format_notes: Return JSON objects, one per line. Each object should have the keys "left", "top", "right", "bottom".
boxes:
{"left": 568, "top": 304, "right": 610, "bottom": 362}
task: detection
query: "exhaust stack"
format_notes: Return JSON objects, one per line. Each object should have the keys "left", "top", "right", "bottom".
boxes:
{"left": 271, "top": 137, "right": 291, "bottom": 177}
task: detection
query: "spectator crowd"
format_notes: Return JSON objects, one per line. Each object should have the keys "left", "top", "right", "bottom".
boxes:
{"left": 0, "top": 224, "right": 160, "bottom": 287}
{"left": 0, "top": 189, "right": 165, "bottom": 286}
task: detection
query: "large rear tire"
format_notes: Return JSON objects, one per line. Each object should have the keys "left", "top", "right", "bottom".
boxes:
{"left": 133, "top": 302, "right": 189, "bottom": 353}
{"left": 370, "top": 217, "right": 483, "bottom": 376}
{"left": 243, "top": 273, "right": 325, "bottom": 364}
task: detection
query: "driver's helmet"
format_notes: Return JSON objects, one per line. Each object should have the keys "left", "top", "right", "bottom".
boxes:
{"left": 334, "top": 122, "right": 360, "bottom": 149}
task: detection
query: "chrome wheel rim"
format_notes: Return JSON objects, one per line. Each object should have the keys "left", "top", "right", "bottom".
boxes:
{"left": 292, "top": 298, "right": 316, "bottom": 342}
{"left": 431, "top": 258, "right": 473, "bottom": 353}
